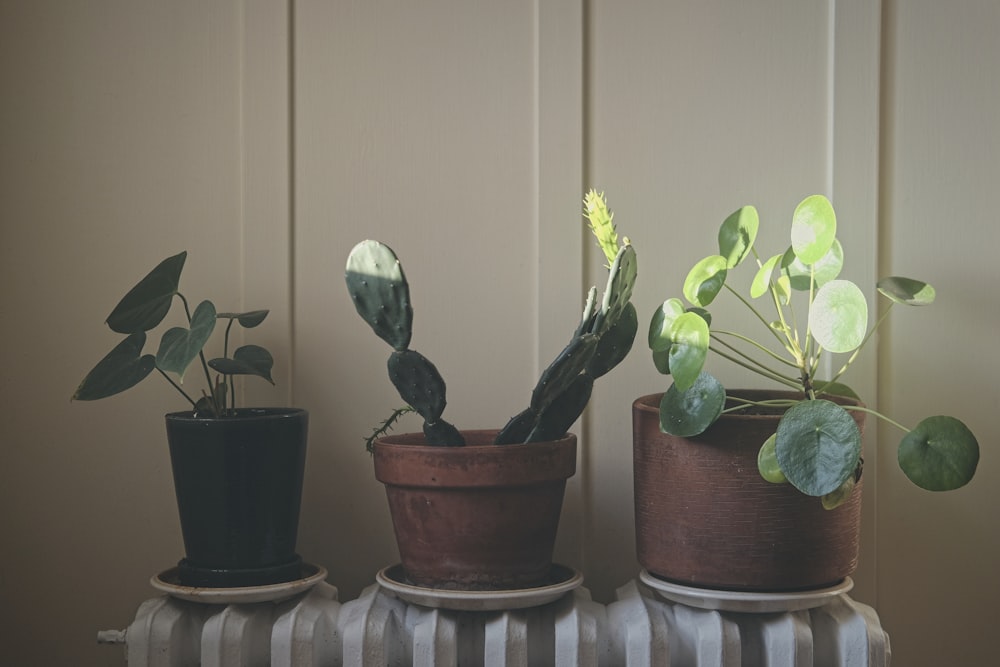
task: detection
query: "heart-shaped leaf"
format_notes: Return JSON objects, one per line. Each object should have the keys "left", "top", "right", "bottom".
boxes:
{"left": 72, "top": 333, "right": 155, "bottom": 400}
{"left": 718, "top": 205, "right": 759, "bottom": 269}
{"left": 751, "top": 254, "right": 783, "bottom": 299}
{"left": 775, "top": 399, "right": 861, "bottom": 497}
{"left": 809, "top": 280, "right": 868, "bottom": 353}
{"left": 757, "top": 434, "right": 788, "bottom": 484}
{"left": 898, "top": 416, "right": 979, "bottom": 491}
{"left": 106, "top": 252, "right": 186, "bottom": 334}
{"left": 683, "top": 255, "right": 728, "bottom": 307}
{"left": 208, "top": 344, "right": 275, "bottom": 384}
{"left": 877, "top": 276, "right": 936, "bottom": 306}
{"left": 648, "top": 298, "right": 686, "bottom": 351}
{"left": 791, "top": 195, "right": 836, "bottom": 265}
{"left": 659, "top": 371, "right": 725, "bottom": 437}
{"left": 781, "top": 239, "right": 844, "bottom": 291}
{"left": 217, "top": 309, "right": 270, "bottom": 328}
{"left": 668, "top": 312, "right": 710, "bottom": 392}
{"left": 156, "top": 300, "right": 217, "bottom": 379}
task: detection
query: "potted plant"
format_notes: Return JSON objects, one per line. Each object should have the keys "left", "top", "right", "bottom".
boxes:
{"left": 72, "top": 251, "right": 309, "bottom": 588}
{"left": 635, "top": 194, "right": 980, "bottom": 591}
{"left": 345, "top": 191, "right": 638, "bottom": 591}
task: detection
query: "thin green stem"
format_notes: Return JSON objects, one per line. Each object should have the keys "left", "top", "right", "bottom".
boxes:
{"left": 709, "top": 345, "right": 802, "bottom": 389}
{"left": 157, "top": 368, "right": 198, "bottom": 408}
{"left": 724, "top": 283, "right": 787, "bottom": 348}
{"left": 842, "top": 404, "right": 910, "bottom": 434}
{"left": 178, "top": 292, "right": 220, "bottom": 415}
{"left": 712, "top": 330, "right": 799, "bottom": 368}
{"left": 821, "top": 304, "right": 895, "bottom": 388}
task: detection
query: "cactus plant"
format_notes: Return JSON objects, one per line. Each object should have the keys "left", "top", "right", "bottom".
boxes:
{"left": 346, "top": 190, "right": 637, "bottom": 447}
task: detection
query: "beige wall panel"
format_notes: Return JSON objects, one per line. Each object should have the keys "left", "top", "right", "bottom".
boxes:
{"left": 879, "top": 0, "right": 1000, "bottom": 664}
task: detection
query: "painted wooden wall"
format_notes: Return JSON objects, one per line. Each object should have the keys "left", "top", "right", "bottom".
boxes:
{"left": 1, "top": 1, "right": 997, "bottom": 664}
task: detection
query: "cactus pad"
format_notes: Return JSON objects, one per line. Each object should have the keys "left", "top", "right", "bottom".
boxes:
{"left": 530, "top": 333, "right": 598, "bottom": 413}
{"left": 388, "top": 349, "right": 447, "bottom": 423}
{"left": 588, "top": 301, "right": 638, "bottom": 378}
{"left": 346, "top": 240, "right": 413, "bottom": 351}
{"left": 494, "top": 407, "right": 539, "bottom": 445}
{"left": 423, "top": 419, "right": 466, "bottom": 446}
{"left": 527, "top": 374, "right": 594, "bottom": 442}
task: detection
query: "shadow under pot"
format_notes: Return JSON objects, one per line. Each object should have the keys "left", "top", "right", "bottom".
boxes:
{"left": 373, "top": 430, "right": 577, "bottom": 591}
{"left": 165, "top": 407, "right": 308, "bottom": 588}
{"left": 632, "top": 391, "right": 865, "bottom": 592}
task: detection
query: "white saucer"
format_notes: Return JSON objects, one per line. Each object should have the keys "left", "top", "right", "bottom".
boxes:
{"left": 376, "top": 563, "right": 582, "bottom": 611}
{"left": 152, "top": 562, "right": 327, "bottom": 604}
{"left": 639, "top": 570, "right": 853, "bottom": 613}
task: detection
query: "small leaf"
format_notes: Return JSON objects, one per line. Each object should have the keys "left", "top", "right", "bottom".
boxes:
{"left": 791, "top": 195, "right": 836, "bottom": 265}
{"left": 809, "top": 280, "right": 868, "bottom": 353}
{"left": 217, "top": 310, "right": 270, "bottom": 328}
{"left": 683, "top": 255, "right": 728, "bottom": 307}
{"left": 658, "top": 371, "right": 725, "bottom": 437}
{"left": 208, "top": 344, "right": 275, "bottom": 384}
{"left": 821, "top": 475, "right": 856, "bottom": 510}
{"left": 667, "top": 312, "right": 710, "bottom": 392}
{"left": 781, "top": 239, "right": 844, "bottom": 291}
{"left": 877, "top": 276, "right": 936, "bottom": 306}
{"left": 814, "top": 381, "right": 860, "bottom": 400}
{"left": 106, "top": 252, "right": 187, "bottom": 334}
{"left": 775, "top": 400, "right": 861, "bottom": 497}
{"left": 757, "top": 434, "right": 788, "bottom": 484}
{"left": 651, "top": 347, "right": 671, "bottom": 375}
{"left": 155, "top": 300, "right": 217, "bottom": 379}
{"left": 898, "top": 416, "right": 979, "bottom": 491}
{"left": 72, "top": 333, "right": 155, "bottom": 400}
{"left": 648, "top": 298, "right": 686, "bottom": 351}
{"left": 718, "top": 205, "right": 759, "bottom": 269}
{"left": 751, "top": 254, "right": 782, "bottom": 299}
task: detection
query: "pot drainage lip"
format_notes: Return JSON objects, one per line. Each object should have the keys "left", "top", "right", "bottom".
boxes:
{"left": 152, "top": 562, "right": 327, "bottom": 604}
{"left": 377, "top": 563, "right": 582, "bottom": 611}
{"left": 639, "top": 569, "right": 853, "bottom": 613}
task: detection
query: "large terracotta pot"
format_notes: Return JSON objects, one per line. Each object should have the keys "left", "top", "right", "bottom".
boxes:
{"left": 633, "top": 391, "right": 864, "bottom": 592}
{"left": 373, "top": 430, "right": 576, "bottom": 590}
{"left": 166, "top": 407, "right": 308, "bottom": 588}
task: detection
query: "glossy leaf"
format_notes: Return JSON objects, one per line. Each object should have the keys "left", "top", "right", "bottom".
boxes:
{"left": 683, "top": 255, "right": 728, "bottom": 307}
{"left": 751, "top": 254, "right": 783, "bottom": 299}
{"left": 775, "top": 400, "right": 861, "bottom": 497}
{"left": 757, "top": 434, "right": 788, "bottom": 484}
{"left": 718, "top": 205, "right": 759, "bottom": 268}
{"left": 781, "top": 239, "right": 844, "bottom": 291}
{"left": 877, "top": 276, "right": 936, "bottom": 306}
{"left": 667, "top": 312, "right": 710, "bottom": 392}
{"left": 106, "top": 252, "right": 186, "bottom": 334}
{"left": 809, "top": 280, "right": 868, "bottom": 353}
{"left": 651, "top": 347, "right": 671, "bottom": 374}
{"left": 208, "top": 344, "right": 275, "bottom": 384}
{"left": 790, "top": 195, "right": 836, "bottom": 265}
{"left": 217, "top": 310, "right": 270, "bottom": 328}
{"left": 898, "top": 416, "right": 979, "bottom": 491}
{"left": 72, "top": 333, "right": 155, "bottom": 400}
{"left": 155, "top": 300, "right": 217, "bottom": 379}
{"left": 648, "top": 298, "right": 686, "bottom": 351}
{"left": 659, "top": 371, "right": 725, "bottom": 437}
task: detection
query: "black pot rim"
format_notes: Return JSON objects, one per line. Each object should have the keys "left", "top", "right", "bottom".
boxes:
{"left": 165, "top": 407, "right": 307, "bottom": 422}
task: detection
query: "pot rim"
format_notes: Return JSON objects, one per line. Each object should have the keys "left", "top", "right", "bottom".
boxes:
{"left": 374, "top": 428, "right": 576, "bottom": 451}
{"left": 634, "top": 390, "right": 863, "bottom": 419}
{"left": 165, "top": 407, "right": 307, "bottom": 422}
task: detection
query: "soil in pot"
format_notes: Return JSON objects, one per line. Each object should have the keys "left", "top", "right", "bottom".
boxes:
{"left": 373, "top": 430, "right": 576, "bottom": 591}
{"left": 633, "top": 391, "right": 864, "bottom": 592}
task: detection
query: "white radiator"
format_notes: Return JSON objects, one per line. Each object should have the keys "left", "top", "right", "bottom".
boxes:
{"left": 104, "top": 574, "right": 890, "bottom": 666}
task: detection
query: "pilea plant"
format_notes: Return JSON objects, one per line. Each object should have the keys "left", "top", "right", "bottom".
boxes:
{"left": 650, "top": 194, "right": 979, "bottom": 507}
{"left": 346, "top": 190, "right": 638, "bottom": 449}
{"left": 72, "top": 251, "right": 275, "bottom": 417}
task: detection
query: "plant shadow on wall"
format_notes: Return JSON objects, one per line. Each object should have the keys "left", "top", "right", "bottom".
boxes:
{"left": 344, "top": 191, "right": 638, "bottom": 592}
{"left": 634, "top": 194, "right": 980, "bottom": 592}
{"left": 72, "top": 252, "right": 311, "bottom": 589}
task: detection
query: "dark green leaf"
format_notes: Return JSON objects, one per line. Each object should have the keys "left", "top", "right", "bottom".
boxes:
{"left": 72, "top": 333, "right": 155, "bottom": 400}
{"left": 155, "top": 300, "right": 217, "bottom": 379}
{"left": 877, "top": 276, "right": 936, "bottom": 306}
{"left": 718, "top": 205, "right": 759, "bottom": 268}
{"left": 217, "top": 309, "right": 270, "bottom": 328}
{"left": 898, "top": 416, "right": 979, "bottom": 491}
{"left": 775, "top": 400, "right": 861, "bottom": 497}
{"left": 106, "top": 252, "right": 186, "bottom": 334}
{"left": 658, "top": 371, "right": 725, "bottom": 437}
{"left": 208, "top": 344, "right": 275, "bottom": 384}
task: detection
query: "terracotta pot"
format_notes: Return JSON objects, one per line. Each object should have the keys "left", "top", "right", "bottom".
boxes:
{"left": 166, "top": 408, "right": 308, "bottom": 588}
{"left": 373, "top": 430, "right": 576, "bottom": 590}
{"left": 633, "top": 391, "right": 864, "bottom": 592}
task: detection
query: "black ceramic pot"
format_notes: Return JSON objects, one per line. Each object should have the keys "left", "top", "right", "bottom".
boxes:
{"left": 165, "top": 408, "right": 308, "bottom": 588}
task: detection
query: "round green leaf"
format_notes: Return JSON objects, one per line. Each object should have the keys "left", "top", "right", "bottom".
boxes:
{"left": 683, "top": 255, "right": 728, "bottom": 307}
{"left": 751, "top": 254, "right": 783, "bottom": 299}
{"left": 877, "top": 276, "right": 936, "bottom": 306}
{"left": 667, "top": 312, "right": 710, "bottom": 392}
{"left": 757, "top": 434, "right": 788, "bottom": 484}
{"left": 718, "top": 205, "right": 759, "bottom": 269}
{"left": 791, "top": 195, "right": 836, "bottom": 265}
{"left": 658, "top": 371, "right": 725, "bottom": 437}
{"left": 775, "top": 399, "right": 861, "bottom": 497}
{"left": 809, "top": 280, "right": 868, "bottom": 353}
{"left": 648, "top": 298, "right": 686, "bottom": 351}
{"left": 781, "top": 239, "right": 844, "bottom": 291}
{"left": 898, "top": 416, "right": 979, "bottom": 491}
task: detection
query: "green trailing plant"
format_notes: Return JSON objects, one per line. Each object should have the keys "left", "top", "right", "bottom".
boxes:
{"left": 649, "top": 194, "right": 979, "bottom": 507}
{"left": 72, "top": 251, "right": 275, "bottom": 417}
{"left": 346, "top": 190, "right": 638, "bottom": 448}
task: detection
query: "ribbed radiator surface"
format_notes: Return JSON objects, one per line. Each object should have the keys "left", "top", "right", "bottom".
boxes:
{"left": 109, "top": 577, "right": 890, "bottom": 666}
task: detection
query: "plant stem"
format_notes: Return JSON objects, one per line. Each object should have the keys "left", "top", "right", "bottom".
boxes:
{"left": 157, "top": 368, "right": 198, "bottom": 408}
{"left": 725, "top": 282, "right": 787, "bottom": 348}
{"left": 712, "top": 330, "right": 799, "bottom": 368}
{"left": 708, "top": 345, "right": 802, "bottom": 389}
{"left": 178, "top": 292, "right": 220, "bottom": 415}
{"left": 842, "top": 404, "right": 910, "bottom": 434}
